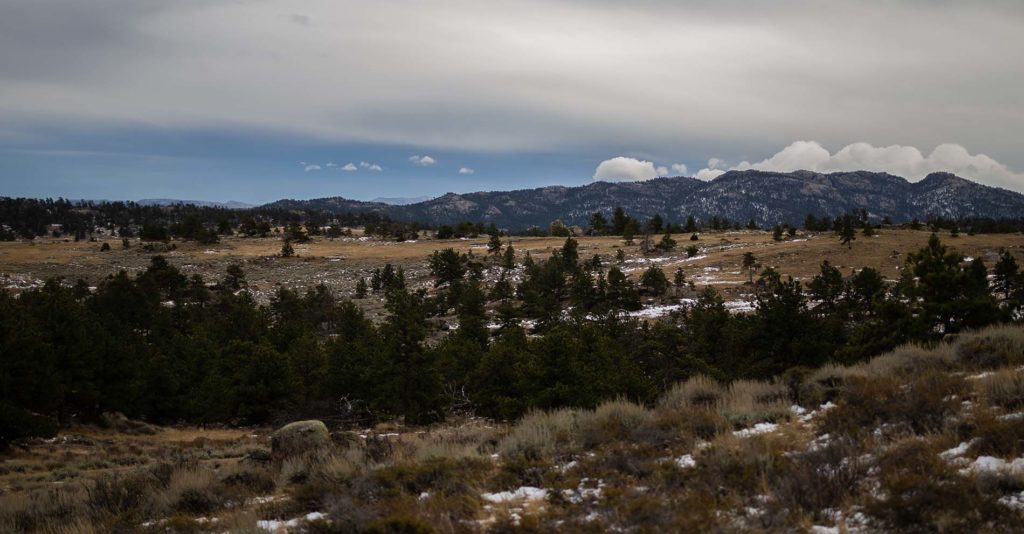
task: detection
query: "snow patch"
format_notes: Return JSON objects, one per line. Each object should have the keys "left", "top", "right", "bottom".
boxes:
{"left": 481, "top": 486, "right": 548, "bottom": 503}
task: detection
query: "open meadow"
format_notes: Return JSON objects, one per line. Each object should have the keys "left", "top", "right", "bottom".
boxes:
{"left": 2, "top": 227, "right": 1021, "bottom": 316}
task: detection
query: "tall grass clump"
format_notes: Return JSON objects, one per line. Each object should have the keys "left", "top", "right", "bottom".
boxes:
{"left": 498, "top": 408, "right": 577, "bottom": 460}
{"left": 975, "top": 369, "right": 1024, "bottom": 410}
{"left": 576, "top": 398, "right": 654, "bottom": 448}
{"left": 955, "top": 325, "right": 1024, "bottom": 369}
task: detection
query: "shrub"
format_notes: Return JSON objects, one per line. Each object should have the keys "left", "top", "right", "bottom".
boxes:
{"left": 865, "top": 436, "right": 1024, "bottom": 531}
{"left": 975, "top": 369, "right": 1024, "bottom": 410}
{"left": 822, "top": 368, "right": 965, "bottom": 438}
{"left": 153, "top": 468, "right": 221, "bottom": 516}
{"left": 658, "top": 376, "right": 723, "bottom": 411}
{"left": 855, "top": 344, "right": 956, "bottom": 378}
{"left": 719, "top": 380, "right": 790, "bottom": 427}
{"left": 955, "top": 325, "right": 1024, "bottom": 369}
{"left": 0, "top": 403, "right": 59, "bottom": 450}
{"left": 959, "top": 408, "right": 1024, "bottom": 458}
{"left": 499, "top": 409, "right": 577, "bottom": 460}
{"left": 576, "top": 398, "right": 653, "bottom": 448}
{"left": 767, "top": 437, "right": 866, "bottom": 522}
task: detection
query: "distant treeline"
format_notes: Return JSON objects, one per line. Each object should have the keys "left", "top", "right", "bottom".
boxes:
{"left": 0, "top": 197, "right": 423, "bottom": 241}
{"left": 2, "top": 197, "right": 1022, "bottom": 242}
{"left": 2, "top": 233, "right": 1022, "bottom": 446}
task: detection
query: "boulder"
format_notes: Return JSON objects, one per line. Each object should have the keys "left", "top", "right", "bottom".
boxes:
{"left": 271, "top": 420, "right": 329, "bottom": 461}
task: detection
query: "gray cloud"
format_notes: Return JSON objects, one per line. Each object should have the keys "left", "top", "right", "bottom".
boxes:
{"left": 1, "top": 1, "right": 1022, "bottom": 184}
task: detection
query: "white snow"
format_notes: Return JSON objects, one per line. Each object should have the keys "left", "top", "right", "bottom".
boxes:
{"left": 733, "top": 422, "right": 778, "bottom": 438}
{"left": 481, "top": 486, "right": 548, "bottom": 503}
{"left": 940, "top": 440, "right": 976, "bottom": 460}
{"left": 256, "top": 512, "right": 325, "bottom": 531}
{"left": 1000, "top": 491, "right": 1024, "bottom": 510}
{"left": 675, "top": 454, "right": 696, "bottom": 468}
{"left": 960, "top": 456, "right": 1024, "bottom": 475}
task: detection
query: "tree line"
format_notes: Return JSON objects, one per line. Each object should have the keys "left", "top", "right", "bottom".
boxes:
{"left": 2, "top": 234, "right": 1022, "bottom": 446}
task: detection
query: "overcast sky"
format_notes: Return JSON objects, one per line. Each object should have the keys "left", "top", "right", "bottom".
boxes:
{"left": 2, "top": 0, "right": 1023, "bottom": 202}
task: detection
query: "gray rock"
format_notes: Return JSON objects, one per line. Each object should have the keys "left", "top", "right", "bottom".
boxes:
{"left": 271, "top": 420, "right": 329, "bottom": 461}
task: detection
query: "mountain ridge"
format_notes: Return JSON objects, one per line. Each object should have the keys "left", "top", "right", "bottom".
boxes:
{"left": 262, "top": 170, "right": 1024, "bottom": 228}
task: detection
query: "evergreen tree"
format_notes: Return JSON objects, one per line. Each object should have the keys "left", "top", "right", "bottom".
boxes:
{"left": 502, "top": 241, "right": 516, "bottom": 269}
{"left": 993, "top": 249, "right": 1021, "bottom": 299}
{"left": 487, "top": 233, "right": 503, "bottom": 255}
{"left": 281, "top": 240, "right": 295, "bottom": 258}
{"left": 382, "top": 289, "right": 442, "bottom": 424}
{"left": 656, "top": 232, "right": 677, "bottom": 252}
{"left": 640, "top": 266, "right": 669, "bottom": 295}
{"left": 612, "top": 207, "right": 628, "bottom": 234}
{"left": 589, "top": 212, "right": 608, "bottom": 235}
{"left": 354, "top": 277, "right": 368, "bottom": 299}
{"left": 839, "top": 216, "right": 857, "bottom": 249}
{"left": 742, "top": 251, "right": 758, "bottom": 284}
{"left": 905, "top": 234, "right": 1001, "bottom": 335}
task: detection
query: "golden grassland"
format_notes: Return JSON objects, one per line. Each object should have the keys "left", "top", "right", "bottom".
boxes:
{"left": 4, "top": 326, "right": 1024, "bottom": 532}
{"left": 2, "top": 228, "right": 1022, "bottom": 304}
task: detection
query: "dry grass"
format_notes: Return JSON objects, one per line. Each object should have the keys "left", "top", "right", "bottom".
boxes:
{"left": 955, "top": 324, "right": 1024, "bottom": 369}
{"left": 975, "top": 368, "right": 1024, "bottom": 410}
{"left": 5, "top": 229, "right": 1020, "bottom": 308}
{"left": 498, "top": 408, "right": 578, "bottom": 460}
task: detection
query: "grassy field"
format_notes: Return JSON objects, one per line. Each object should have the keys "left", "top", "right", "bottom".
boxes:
{"left": 2, "top": 228, "right": 1022, "bottom": 308}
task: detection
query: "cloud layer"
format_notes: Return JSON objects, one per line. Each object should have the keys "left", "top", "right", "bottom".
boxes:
{"left": 1, "top": 1, "right": 1021, "bottom": 171}
{"left": 696, "top": 141, "right": 1024, "bottom": 191}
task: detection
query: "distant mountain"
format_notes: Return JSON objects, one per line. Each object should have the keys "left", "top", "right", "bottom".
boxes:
{"left": 137, "top": 198, "right": 255, "bottom": 209}
{"left": 371, "top": 196, "right": 435, "bottom": 206}
{"left": 261, "top": 171, "right": 1024, "bottom": 228}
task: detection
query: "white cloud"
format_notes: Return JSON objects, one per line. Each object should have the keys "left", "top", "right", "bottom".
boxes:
{"left": 409, "top": 155, "right": 436, "bottom": 166}
{"left": 695, "top": 141, "right": 1024, "bottom": 190}
{"left": 695, "top": 168, "right": 726, "bottom": 181}
{"left": 670, "top": 163, "right": 688, "bottom": 175}
{"left": 358, "top": 161, "right": 383, "bottom": 171}
{"left": 341, "top": 162, "right": 357, "bottom": 171}
{"left": 656, "top": 165, "right": 669, "bottom": 176}
{"left": 594, "top": 156, "right": 662, "bottom": 182}
{"left": 325, "top": 162, "right": 338, "bottom": 168}
{"left": 303, "top": 164, "right": 321, "bottom": 172}
{"left": 458, "top": 167, "right": 474, "bottom": 174}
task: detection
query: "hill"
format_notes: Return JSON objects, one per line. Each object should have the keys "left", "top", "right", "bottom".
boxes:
{"left": 263, "top": 170, "right": 1024, "bottom": 228}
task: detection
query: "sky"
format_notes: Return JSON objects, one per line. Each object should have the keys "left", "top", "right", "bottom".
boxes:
{"left": 1, "top": 0, "right": 1023, "bottom": 203}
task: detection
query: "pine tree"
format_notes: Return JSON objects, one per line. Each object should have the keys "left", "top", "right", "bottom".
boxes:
{"left": 839, "top": 216, "right": 856, "bottom": 249}
{"left": 656, "top": 232, "right": 676, "bottom": 252}
{"left": 354, "top": 277, "right": 368, "bottom": 299}
{"left": 281, "top": 240, "right": 295, "bottom": 257}
{"left": 487, "top": 233, "right": 503, "bottom": 255}
{"left": 502, "top": 242, "right": 516, "bottom": 269}
{"left": 674, "top": 267, "right": 686, "bottom": 292}
{"left": 993, "top": 249, "right": 1021, "bottom": 300}
{"left": 742, "top": 251, "right": 757, "bottom": 284}
{"left": 684, "top": 215, "right": 697, "bottom": 233}
{"left": 772, "top": 224, "right": 783, "bottom": 241}
{"left": 640, "top": 266, "right": 669, "bottom": 295}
